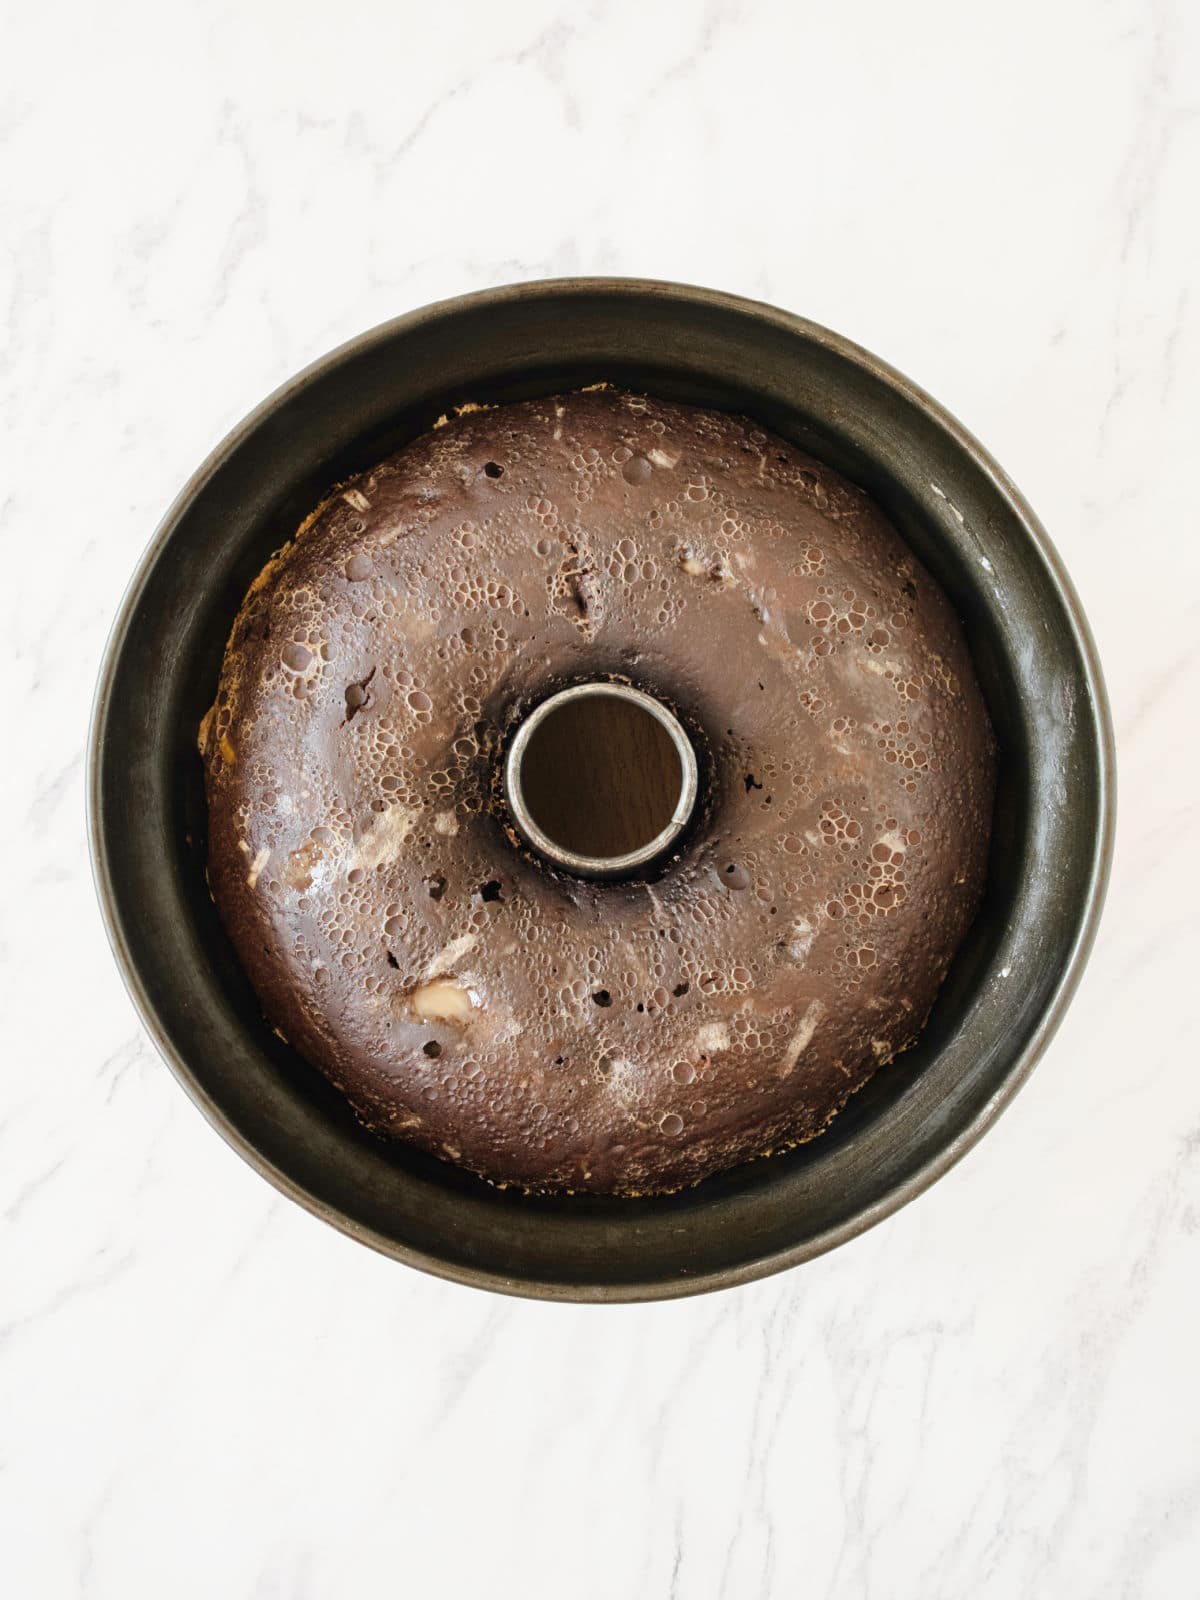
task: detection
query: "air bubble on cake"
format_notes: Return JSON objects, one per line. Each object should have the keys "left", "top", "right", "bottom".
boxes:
{"left": 607, "top": 537, "right": 639, "bottom": 583}
{"left": 403, "top": 688, "right": 433, "bottom": 723}
{"left": 526, "top": 494, "right": 558, "bottom": 526}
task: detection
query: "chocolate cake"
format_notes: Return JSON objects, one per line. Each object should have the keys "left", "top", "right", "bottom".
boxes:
{"left": 200, "top": 388, "right": 995, "bottom": 1194}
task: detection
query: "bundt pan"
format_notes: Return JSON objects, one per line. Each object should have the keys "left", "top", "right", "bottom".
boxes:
{"left": 89, "top": 280, "right": 1114, "bottom": 1301}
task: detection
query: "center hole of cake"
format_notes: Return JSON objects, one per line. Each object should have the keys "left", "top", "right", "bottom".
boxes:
{"left": 505, "top": 683, "right": 698, "bottom": 876}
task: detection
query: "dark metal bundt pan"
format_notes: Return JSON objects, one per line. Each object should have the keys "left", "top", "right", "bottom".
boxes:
{"left": 88, "top": 280, "right": 1114, "bottom": 1301}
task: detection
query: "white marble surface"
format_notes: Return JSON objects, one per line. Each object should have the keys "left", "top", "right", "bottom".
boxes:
{"left": 3, "top": 0, "right": 1199, "bottom": 1593}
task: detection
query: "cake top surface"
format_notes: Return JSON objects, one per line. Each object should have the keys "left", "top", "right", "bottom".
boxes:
{"left": 202, "top": 388, "right": 994, "bottom": 1193}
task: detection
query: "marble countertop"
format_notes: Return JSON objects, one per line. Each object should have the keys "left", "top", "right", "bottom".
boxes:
{"left": 4, "top": 0, "right": 1198, "bottom": 1594}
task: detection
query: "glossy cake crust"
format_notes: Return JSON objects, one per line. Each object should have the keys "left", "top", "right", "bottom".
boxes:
{"left": 201, "top": 389, "right": 995, "bottom": 1193}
